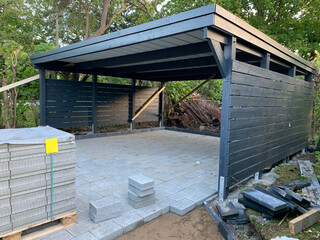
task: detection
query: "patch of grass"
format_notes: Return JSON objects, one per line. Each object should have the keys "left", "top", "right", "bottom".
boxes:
{"left": 273, "top": 164, "right": 302, "bottom": 186}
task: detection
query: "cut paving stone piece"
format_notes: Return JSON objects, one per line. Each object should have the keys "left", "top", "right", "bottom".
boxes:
{"left": 242, "top": 188, "right": 288, "bottom": 212}
{"left": 128, "top": 190, "right": 155, "bottom": 203}
{"left": 114, "top": 212, "right": 144, "bottom": 233}
{"left": 89, "top": 196, "right": 124, "bottom": 223}
{"left": 128, "top": 198, "right": 155, "bottom": 209}
{"left": 283, "top": 188, "right": 310, "bottom": 207}
{"left": 90, "top": 221, "right": 124, "bottom": 240}
{"left": 170, "top": 198, "right": 195, "bottom": 216}
{"left": 129, "top": 174, "right": 154, "bottom": 191}
{"left": 216, "top": 202, "right": 239, "bottom": 220}
{"left": 270, "top": 186, "right": 291, "bottom": 199}
{"left": 129, "top": 185, "right": 155, "bottom": 197}
{"left": 226, "top": 209, "right": 248, "bottom": 224}
{"left": 228, "top": 198, "right": 246, "bottom": 210}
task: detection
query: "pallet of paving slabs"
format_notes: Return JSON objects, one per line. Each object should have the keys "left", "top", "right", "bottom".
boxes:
{"left": 0, "top": 212, "right": 76, "bottom": 240}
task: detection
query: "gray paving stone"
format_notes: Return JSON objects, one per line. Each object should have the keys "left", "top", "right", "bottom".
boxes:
{"left": 129, "top": 174, "right": 154, "bottom": 191}
{"left": 66, "top": 219, "right": 98, "bottom": 237}
{"left": 90, "top": 209, "right": 123, "bottom": 223}
{"left": 73, "top": 232, "right": 99, "bottom": 240}
{"left": 128, "top": 198, "right": 155, "bottom": 209}
{"left": 89, "top": 196, "right": 122, "bottom": 216}
{"left": 90, "top": 221, "right": 123, "bottom": 240}
{"left": 170, "top": 198, "right": 196, "bottom": 216}
{"left": 129, "top": 185, "right": 155, "bottom": 197}
{"left": 113, "top": 212, "right": 144, "bottom": 233}
{"left": 128, "top": 190, "right": 155, "bottom": 203}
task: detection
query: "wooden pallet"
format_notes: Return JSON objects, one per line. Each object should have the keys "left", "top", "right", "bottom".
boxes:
{"left": 0, "top": 212, "right": 76, "bottom": 240}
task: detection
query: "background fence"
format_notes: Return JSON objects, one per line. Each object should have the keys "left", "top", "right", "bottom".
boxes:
{"left": 45, "top": 79, "right": 158, "bottom": 128}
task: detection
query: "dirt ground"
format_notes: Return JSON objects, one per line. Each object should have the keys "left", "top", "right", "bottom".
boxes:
{"left": 117, "top": 206, "right": 223, "bottom": 240}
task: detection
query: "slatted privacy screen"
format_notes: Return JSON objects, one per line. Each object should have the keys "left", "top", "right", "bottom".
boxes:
{"left": 46, "top": 79, "right": 159, "bottom": 128}
{"left": 225, "top": 61, "right": 313, "bottom": 188}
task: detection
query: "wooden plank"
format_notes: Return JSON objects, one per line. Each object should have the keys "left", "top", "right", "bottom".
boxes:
{"left": 230, "top": 106, "right": 312, "bottom": 118}
{"left": 132, "top": 86, "right": 165, "bottom": 121}
{"left": 289, "top": 209, "right": 320, "bottom": 234}
{"left": 228, "top": 136, "right": 308, "bottom": 174}
{"left": 229, "top": 119, "right": 307, "bottom": 141}
{"left": 1, "top": 212, "right": 76, "bottom": 240}
{"left": 230, "top": 96, "right": 312, "bottom": 108}
{"left": 0, "top": 75, "right": 39, "bottom": 93}
{"left": 229, "top": 131, "right": 308, "bottom": 164}
{"left": 229, "top": 113, "right": 310, "bottom": 130}
{"left": 227, "top": 141, "right": 307, "bottom": 187}
{"left": 229, "top": 125, "right": 310, "bottom": 154}
{"left": 232, "top": 61, "right": 313, "bottom": 88}
{"left": 231, "top": 83, "right": 311, "bottom": 99}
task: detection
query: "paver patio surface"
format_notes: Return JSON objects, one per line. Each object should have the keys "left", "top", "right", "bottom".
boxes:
{"left": 38, "top": 130, "right": 219, "bottom": 240}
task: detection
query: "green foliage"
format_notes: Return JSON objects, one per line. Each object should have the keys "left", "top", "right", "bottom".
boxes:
{"left": 165, "top": 80, "right": 222, "bottom": 104}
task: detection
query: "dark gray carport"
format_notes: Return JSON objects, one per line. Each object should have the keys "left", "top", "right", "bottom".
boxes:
{"left": 31, "top": 4, "right": 316, "bottom": 199}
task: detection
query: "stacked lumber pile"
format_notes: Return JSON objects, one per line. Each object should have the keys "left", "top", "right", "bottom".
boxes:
{"left": 0, "top": 126, "right": 76, "bottom": 236}
{"left": 167, "top": 96, "right": 221, "bottom": 132}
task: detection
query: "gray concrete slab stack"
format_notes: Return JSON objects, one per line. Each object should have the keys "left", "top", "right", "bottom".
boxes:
{"left": 0, "top": 127, "right": 76, "bottom": 236}
{"left": 128, "top": 174, "right": 155, "bottom": 208}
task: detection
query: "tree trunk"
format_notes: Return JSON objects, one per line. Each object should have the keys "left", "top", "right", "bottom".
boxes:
{"left": 2, "top": 78, "right": 10, "bottom": 129}
{"left": 84, "top": 7, "right": 90, "bottom": 40}
{"left": 56, "top": 13, "right": 60, "bottom": 48}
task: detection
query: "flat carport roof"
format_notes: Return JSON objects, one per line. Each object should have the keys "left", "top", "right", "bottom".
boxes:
{"left": 31, "top": 4, "right": 316, "bottom": 81}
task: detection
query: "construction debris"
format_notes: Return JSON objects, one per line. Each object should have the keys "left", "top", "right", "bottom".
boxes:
{"left": 167, "top": 96, "right": 221, "bottom": 132}
{"left": 0, "top": 126, "right": 76, "bottom": 236}
{"left": 289, "top": 208, "right": 320, "bottom": 234}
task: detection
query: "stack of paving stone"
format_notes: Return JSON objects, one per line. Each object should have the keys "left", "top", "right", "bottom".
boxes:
{"left": 128, "top": 174, "right": 155, "bottom": 208}
{"left": 0, "top": 126, "right": 76, "bottom": 236}
{"left": 89, "top": 196, "right": 124, "bottom": 223}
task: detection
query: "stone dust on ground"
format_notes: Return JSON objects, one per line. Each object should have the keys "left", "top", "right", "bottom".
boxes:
{"left": 117, "top": 206, "right": 223, "bottom": 240}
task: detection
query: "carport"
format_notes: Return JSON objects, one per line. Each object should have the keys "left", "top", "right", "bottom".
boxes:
{"left": 31, "top": 4, "right": 316, "bottom": 200}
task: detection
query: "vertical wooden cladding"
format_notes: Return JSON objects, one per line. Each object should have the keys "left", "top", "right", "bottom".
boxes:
{"left": 226, "top": 61, "right": 313, "bottom": 188}
{"left": 45, "top": 79, "right": 158, "bottom": 128}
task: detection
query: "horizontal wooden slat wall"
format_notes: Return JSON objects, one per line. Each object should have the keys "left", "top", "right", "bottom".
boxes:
{"left": 226, "top": 61, "right": 313, "bottom": 187}
{"left": 45, "top": 79, "right": 158, "bottom": 128}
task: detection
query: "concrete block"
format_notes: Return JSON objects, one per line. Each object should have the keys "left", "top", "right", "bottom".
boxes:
{"left": 12, "top": 213, "right": 48, "bottom": 230}
{"left": 128, "top": 198, "right": 156, "bottom": 209}
{"left": 46, "top": 198, "right": 76, "bottom": 213}
{"left": 90, "top": 221, "right": 124, "bottom": 240}
{"left": 90, "top": 210, "right": 122, "bottom": 223}
{"left": 47, "top": 190, "right": 76, "bottom": 204}
{"left": 0, "top": 198, "right": 10, "bottom": 208}
{"left": 226, "top": 209, "right": 249, "bottom": 225}
{"left": 11, "top": 206, "right": 46, "bottom": 222}
{"left": 129, "top": 185, "right": 155, "bottom": 197}
{"left": 143, "top": 208, "right": 162, "bottom": 223}
{"left": 113, "top": 212, "right": 144, "bottom": 233}
{"left": 0, "top": 223, "right": 12, "bottom": 236}
{"left": 73, "top": 232, "right": 99, "bottom": 240}
{"left": 11, "top": 190, "right": 46, "bottom": 205}
{"left": 128, "top": 190, "right": 155, "bottom": 203}
{"left": 129, "top": 174, "right": 154, "bottom": 191}
{"left": 0, "top": 215, "right": 10, "bottom": 227}
{"left": 12, "top": 197, "right": 47, "bottom": 214}
{"left": 0, "top": 206, "right": 11, "bottom": 218}
{"left": 157, "top": 199, "right": 171, "bottom": 215}
{"left": 89, "top": 196, "right": 123, "bottom": 216}
{"left": 170, "top": 198, "right": 195, "bottom": 216}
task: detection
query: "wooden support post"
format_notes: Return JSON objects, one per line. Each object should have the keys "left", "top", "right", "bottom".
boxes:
{"left": 132, "top": 86, "right": 165, "bottom": 121}
{"left": 306, "top": 73, "right": 313, "bottom": 82}
{"left": 39, "top": 68, "right": 47, "bottom": 126}
{"left": 158, "top": 81, "right": 165, "bottom": 127}
{"left": 260, "top": 52, "right": 270, "bottom": 69}
{"left": 92, "top": 75, "right": 97, "bottom": 134}
{"left": 129, "top": 79, "right": 136, "bottom": 130}
{"left": 288, "top": 66, "right": 296, "bottom": 77}
{"left": 218, "top": 36, "right": 236, "bottom": 201}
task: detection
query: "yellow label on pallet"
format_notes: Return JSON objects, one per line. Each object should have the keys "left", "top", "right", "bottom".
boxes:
{"left": 46, "top": 138, "right": 58, "bottom": 154}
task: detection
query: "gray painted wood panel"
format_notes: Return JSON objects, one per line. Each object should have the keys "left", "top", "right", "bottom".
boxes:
{"left": 225, "top": 61, "right": 313, "bottom": 189}
{"left": 45, "top": 79, "right": 159, "bottom": 128}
